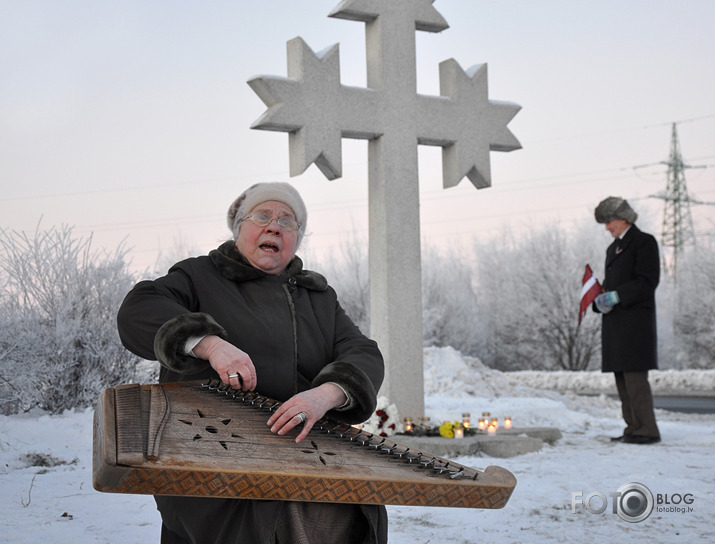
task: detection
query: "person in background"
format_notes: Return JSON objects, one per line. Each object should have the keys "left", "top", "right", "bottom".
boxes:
{"left": 117, "top": 181, "right": 386, "bottom": 544}
{"left": 593, "top": 196, "right": 661, "bottom": 445}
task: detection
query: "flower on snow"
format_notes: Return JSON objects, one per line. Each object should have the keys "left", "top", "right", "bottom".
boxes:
{"left": 360, "top": 396, "right": 403, "bottom": 437}
{"left": 439, "top": 421, "right": 455, "bottom": 438}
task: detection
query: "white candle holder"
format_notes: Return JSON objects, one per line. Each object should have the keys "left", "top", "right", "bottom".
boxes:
{"left": 454, "top": 423, "right": 464, "bottom": 439}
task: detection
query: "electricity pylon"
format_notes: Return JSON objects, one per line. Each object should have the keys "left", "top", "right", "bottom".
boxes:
{"left": 651, "top": 123, "right": 697, "bottom": 278}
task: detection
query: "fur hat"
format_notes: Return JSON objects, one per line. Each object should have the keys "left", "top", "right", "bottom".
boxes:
{"left": 594, "top": 196, "right": 638, "bottom": 224}
{"left": 227, "top": 182, "right": 307, "bottom": 246}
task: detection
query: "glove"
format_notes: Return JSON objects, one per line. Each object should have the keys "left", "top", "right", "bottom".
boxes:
{"left": 595, "top": 291, "right": 620, "bottom": 314}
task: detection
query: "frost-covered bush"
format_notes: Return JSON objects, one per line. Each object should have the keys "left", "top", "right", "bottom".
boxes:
{"left": 421, "top": 246, "right": 482, "bottom": 357}
{"left": 666, "top": 248, "right": 715, "bottom": 369}
{"left": 472, "top": 222, "right": 603, "bottom": 371}
{"left": 0, "top": 224, "right": 144, "bottom": 414}
{"left": 293, "top": 218, "right": 715, "bottom": 373}
{"left": 308, "top": 232, "right": 370, "bottom": 335}
{"left": 310, "top": 236, "right": 484, "bottom": 357}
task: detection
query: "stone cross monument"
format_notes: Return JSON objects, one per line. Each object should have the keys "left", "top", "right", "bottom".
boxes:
{"left": 248, "top": 0, "right": 520, "bottom": 419}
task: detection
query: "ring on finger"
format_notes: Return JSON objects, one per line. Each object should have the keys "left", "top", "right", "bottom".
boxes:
{"left": 296, "top": 412, "right": 307, "bottom": 424}
{"left": 228, "top": 373, "right": 240, "bottom": 379}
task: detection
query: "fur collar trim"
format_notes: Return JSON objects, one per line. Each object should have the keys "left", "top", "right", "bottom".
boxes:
{"left": 209, "top": 240, "right": 328, "bottom": 291}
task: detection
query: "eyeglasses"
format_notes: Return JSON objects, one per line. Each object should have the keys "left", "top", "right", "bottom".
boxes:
{"left": 240, "top": 212, "right": 301, "bottom": 232}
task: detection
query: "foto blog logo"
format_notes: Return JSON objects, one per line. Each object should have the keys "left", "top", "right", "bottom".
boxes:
{"left": 572, "top": 482, "right": 654, "bottom": 523}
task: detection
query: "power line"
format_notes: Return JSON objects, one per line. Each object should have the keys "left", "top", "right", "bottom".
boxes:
{"left": 4, "top": 113, "right": 714, "bottom": 204}
{"left": 523, "top": 113, "right": 715, "bottom": 144}
{"left": 4, "top": 116, "right": 713, "bottom": 249}
{"left": 649, "top": 123, "right": 712, "bottom": 278}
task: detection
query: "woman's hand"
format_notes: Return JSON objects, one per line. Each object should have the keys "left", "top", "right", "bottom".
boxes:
{"left": 192, "top": 335, "right": 257, "bottom": 391}
{"left": 267, "top": 383, "right": 347, "bottom": 444}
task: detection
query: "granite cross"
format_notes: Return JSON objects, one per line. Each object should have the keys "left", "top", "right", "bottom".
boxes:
{"left": 248, "top": 0, "right": 520, "bottom": 418}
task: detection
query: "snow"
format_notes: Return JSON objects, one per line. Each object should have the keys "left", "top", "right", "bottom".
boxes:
{"left": 1, "top": 346, "right": 713, "bottom": 543}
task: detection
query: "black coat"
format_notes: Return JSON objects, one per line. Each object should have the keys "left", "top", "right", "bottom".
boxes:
{"left": 596, "top": 225, "right": 660, "bottom": 373}
{"left": 117, "top": 241, "right": 387, "bottom": 544}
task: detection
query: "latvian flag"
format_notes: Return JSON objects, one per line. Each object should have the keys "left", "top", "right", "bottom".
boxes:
{"left": 579, "top": 264, "right": 602, "bottom": 325}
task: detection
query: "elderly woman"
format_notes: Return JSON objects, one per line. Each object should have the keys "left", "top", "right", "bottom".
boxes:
{"left": 117, "top": 182, "right": 386, "bottom": 544}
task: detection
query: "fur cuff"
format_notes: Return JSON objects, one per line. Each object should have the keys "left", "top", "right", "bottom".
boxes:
{"left": 154, "top": 313, "right": 227, "bottom": 375}
{"left": 312, "top": 362, "right": 377, "bottom": 424}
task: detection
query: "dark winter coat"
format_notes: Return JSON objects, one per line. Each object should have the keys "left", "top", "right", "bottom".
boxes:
{"left": 117, "top": 240, "right": 387, "bottom": 544}
{"left": 596, "top": 225, "right": 660, "bottom": 373}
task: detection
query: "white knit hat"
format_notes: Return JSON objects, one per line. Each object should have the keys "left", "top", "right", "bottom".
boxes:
{"left": 227, "top": 182, "right": 307, "bottom": 246}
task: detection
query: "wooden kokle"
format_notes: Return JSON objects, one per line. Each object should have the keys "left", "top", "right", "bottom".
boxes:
{"left": 93, "top": 380, "right": 516, "bottom": 509}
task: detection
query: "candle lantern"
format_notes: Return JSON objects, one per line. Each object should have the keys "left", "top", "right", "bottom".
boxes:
{"left": 491, "top": 417, "right": 499, "bottom": 430}
{"left": 482, "top": 411, "right": 490, "bottom": 419}
{"left": 477, "top": 417, "right": 487, "bottom": 431}
{"left": 487, "top": 422, "right": 497, "bottom": 435}
{"left": 404, "top": 417, "right": 413, "bottom": 433}
{"left": 453, "top": 423, "right": 464, "bottom": 439}
{"left": 504, "top": 416, "right": 512, "bottom": 429}
{"left": 462, "top": 413, "right": 471, "bottom": 429}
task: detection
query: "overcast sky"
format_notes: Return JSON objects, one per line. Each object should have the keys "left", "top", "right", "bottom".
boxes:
{"left": 2, "top": 0, "right": 714, "bottom": 273}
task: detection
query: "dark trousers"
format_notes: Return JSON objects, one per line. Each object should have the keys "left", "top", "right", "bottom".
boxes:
{"left": 614, "top": 371, "right": 660, "bottom": 438}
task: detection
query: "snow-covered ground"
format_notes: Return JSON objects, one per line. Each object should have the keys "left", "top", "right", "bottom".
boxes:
{"left": 1, "top": 346, "right": 713, "bottom": 543}
{"left": 505, "top": 367, "right": 715, "bottom": 397}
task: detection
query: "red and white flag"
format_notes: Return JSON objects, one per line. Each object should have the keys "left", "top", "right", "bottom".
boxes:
{"left": 579, "top": 264, "right": 602, "bottom": 325}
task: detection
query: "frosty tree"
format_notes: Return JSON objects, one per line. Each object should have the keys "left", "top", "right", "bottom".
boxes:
{"left": 0, "top": 224, "right": 143, "bottom": 414}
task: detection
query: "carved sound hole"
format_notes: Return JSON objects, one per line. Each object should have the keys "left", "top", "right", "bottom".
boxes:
{"left": 300, "top": 440, "right": 341, "bottom": 467}
{"left": 178, "top": 409, "right": 247, "bottom": 452}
